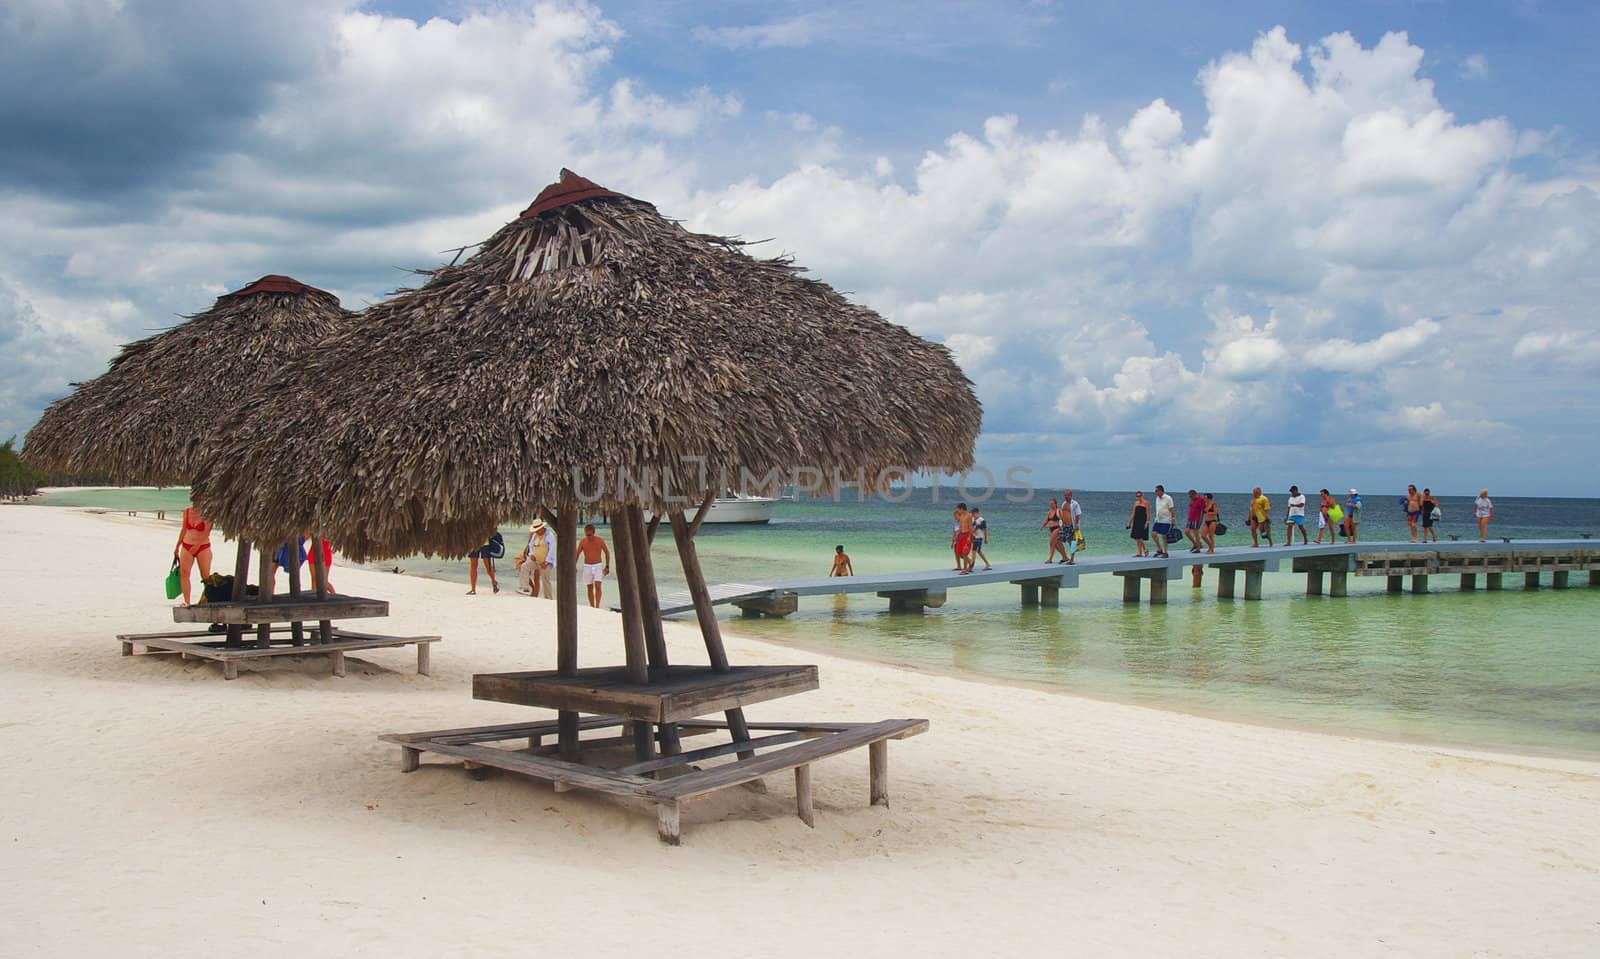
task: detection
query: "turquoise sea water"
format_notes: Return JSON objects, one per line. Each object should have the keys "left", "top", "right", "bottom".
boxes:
{"left": 32, "top": 486, "right": 1600, "bottom": 757}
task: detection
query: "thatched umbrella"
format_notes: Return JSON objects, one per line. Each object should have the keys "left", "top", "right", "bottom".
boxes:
{"left": 25, "top": 275, "right": 354, "bottom": 645}
{"left": 193, "top": 172, "right": 980, "bottom": 560}
{"left": 24, "top": 275, "right": 353, "bottom": 485}
{"left": 193, "top": 170, "right": 980, "bottom": 761}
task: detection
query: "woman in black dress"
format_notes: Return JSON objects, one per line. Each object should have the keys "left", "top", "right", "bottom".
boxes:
{"left": 1126, "top": 491, "right": 1150, "bottom": 557}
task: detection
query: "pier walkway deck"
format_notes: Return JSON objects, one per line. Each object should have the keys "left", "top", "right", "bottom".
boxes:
{"left": 649, "top": 539, "right": 1599, "bottom": 616}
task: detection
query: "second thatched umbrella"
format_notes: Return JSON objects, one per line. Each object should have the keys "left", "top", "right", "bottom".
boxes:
{"left": 24, "top": 275, "right": 352, "bottom": 485}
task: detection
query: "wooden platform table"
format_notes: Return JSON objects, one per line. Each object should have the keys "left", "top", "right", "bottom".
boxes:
{"left": 473, "top": 664, "right": 819, "bottom": 724}
{"left": 172, "top": 594, "right": 388, "bottom": 626}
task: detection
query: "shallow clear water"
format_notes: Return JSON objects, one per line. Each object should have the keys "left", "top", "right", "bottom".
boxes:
{"left": 34, "top": 486, "right": 1600, "bottom": 757}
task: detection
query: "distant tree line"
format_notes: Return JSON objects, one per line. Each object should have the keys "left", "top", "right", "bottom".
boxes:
{"left": 0, "top": 437, "right": 40, "bottom": 499}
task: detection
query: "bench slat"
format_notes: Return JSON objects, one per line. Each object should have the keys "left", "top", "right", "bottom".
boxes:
{"left": 418, "top": 741, "right": 659, "bottom": 799}
{"left": 651, "top": 719, "right": 927, "bottom": 801}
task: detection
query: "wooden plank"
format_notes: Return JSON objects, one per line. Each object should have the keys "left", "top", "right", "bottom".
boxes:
{"left": 125, "top": 634, "right": 438, "bottom": 663}
{"left": 415, "top": 741, "right": 660, "bottom": 799}
{"left": 380, "top": 716, "right": 622, "bottom": 746}
{"left": 472, "top": 665, "right": 819, "bottom": 723}
{"left": 173, "top": 597, "right": 388, "bottom": 625}
{"left": 677, "top": 719, "right": 929, "bottom": 739}
{"left": 650, "top": 719, "right": 926, "bottom": 801}
{"left": 619, "top": 730, "right": 814, "bottom": 775}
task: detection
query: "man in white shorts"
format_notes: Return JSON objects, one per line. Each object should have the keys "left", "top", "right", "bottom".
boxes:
{"left": 577, "top": 523, "right": 611, "bottom": 608}
{"left": 1284, "top": 485, "right": 1309, "bottom": 544}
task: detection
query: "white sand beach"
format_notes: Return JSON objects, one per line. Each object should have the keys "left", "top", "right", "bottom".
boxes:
{"left": 2, "top": 505, "right": 1597, "bottom": 958}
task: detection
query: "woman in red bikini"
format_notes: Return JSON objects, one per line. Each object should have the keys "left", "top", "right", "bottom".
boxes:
{"left": 173, "top": 505, "right": 213, "bottom": 606}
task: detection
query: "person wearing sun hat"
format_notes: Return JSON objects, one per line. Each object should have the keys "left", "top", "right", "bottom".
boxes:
{"left": 515, "top": 516, "right": 558, "bottom": 597}
{"left": 1344, "top": 488, "right": 1362, "bottom": 543}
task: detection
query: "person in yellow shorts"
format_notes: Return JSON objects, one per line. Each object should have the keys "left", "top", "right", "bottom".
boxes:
{"left": 1248, "top": 486, "right": 1273, "bottom": 547}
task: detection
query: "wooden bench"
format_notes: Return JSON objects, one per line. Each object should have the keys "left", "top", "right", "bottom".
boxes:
{"left": 119, "top": 628, "right": 439, "bottom": 680}
{"left": 381, "top": 716, "right": 928, "bottom": 844}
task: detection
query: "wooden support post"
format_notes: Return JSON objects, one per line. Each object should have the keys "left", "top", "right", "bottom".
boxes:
{"left": 1460, "top": 573, "right": 1477, "bottom": 591}
{"left": 1217, "top": 567, "right": 1236, "bottom": 600}
{"left": 331, "top": 649, "right": 346, "bottom": 677}
{"left": 1243, "top": 566, "right": 1264, "bottom": 601}
{"left": 1387, "top": 575, "right": 1403, "bottom": 594}
{"left": 1329, "top": 571, "right": 1348, "bottom": 597}
{"left": 611, "top": 510, "right": 650, "bottom": 685}
{"left": 628, "top": 505, "right": 669, "bottom": 669}
{"left": 1148, "top": 575, "right": 1167, "bottom": 605}
{"left": 631, "top": 720, "right": 656, "bottom": 762}
{"left": 416, "top": 642, "right": 431, "bottom": 676}
{"left": 554, "top": 507, "right": 580, "bottom": 759}
{"left": 1411, "top": 575, "right": 1428, "bottom": 594}
{"left": 869, "top": 739, "right": 889, "bottom": 807}
{"left": 656, "top": 802, "right": 681, "bottom": 846}
{"left": 310, "top": 533, "right": 332, "bottom": 643}
{"left": 1020, "top": 582, "right": 1039, "bottom": 606}
{"left": 1040, "top": 582, "right": 1059, "bottom": 607}
{"left": 400, "top": 746, "right": 420, "bottom": 772}
{"left": 223, "top": 661, "right": 238, "bottom": 681}
{"left": 1553, "top": 570, "right": 1570, "bottom": 589}
{"left": 659, "top": 723, "right": 682, "bottom": 756}
{"left": 669, "top": 508, "right": 754, "bottom": 762}
{"left": 1122, "top": 575, "right": 1141, "bottom": 604}
{"left": 1524, "top": 572, "right": 1540, "bottom": 590}
{"left": 256, "top": 547, "right": 274, "bottom": 647}
{"left": 1487, "top": 572, "right": 1503, "bottom": 590}
{"left": 286, "top": 541, "right": 306, "bottom": 645}
{"left": 228, "top": 539, "right": 251, "bottom": 647}
{"left": 1192, "top": 564, "right": 1203, "bottom": 589}
{"left": 668, "top": 510, "right": 731, "bottom": 671}
{"left": 795, "top": 764, "right": 815, "bottom": 828}
{"left": 1306, "top": 570, "right": 1323, "bottom": 596}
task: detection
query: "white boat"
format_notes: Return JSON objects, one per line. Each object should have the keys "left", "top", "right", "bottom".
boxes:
{"left": 694, "top": 494, "right": 778, "bottom": 525}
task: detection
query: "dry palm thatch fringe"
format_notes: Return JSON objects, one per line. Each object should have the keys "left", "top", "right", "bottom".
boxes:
{"left": 23, "top": 276, "right": 353, "bottom": 488}
{"left": 193, "top": 171, "right": 982, "bottom": 561}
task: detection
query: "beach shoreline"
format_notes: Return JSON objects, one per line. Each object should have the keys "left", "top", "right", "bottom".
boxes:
{"left": 18, "top": 501, "right": 1600, "bottom": 764}
{"left": 3, "top": 505, "right": 1599, "bottom": 957}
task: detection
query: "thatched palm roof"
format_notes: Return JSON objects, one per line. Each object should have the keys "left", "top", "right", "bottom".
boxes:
{"left": 193, "top": 171, "right": 981, "bottom": 561}
{"left": 23, "top": 276, "right": 353, "bottom": 486}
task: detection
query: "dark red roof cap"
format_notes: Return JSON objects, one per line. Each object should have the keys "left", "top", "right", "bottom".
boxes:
{"left": 520, "top": 169, "right": 625, "bottom": 219}
{"left": 227, "top": 275, "right": 327, "bottom": 297}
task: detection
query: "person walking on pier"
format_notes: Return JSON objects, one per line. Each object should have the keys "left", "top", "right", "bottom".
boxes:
{"left": 1184, "top": 489, "right": 1204, "bottom": 553}
{"left": 1062, "top": 490, "right": 1084, "bottom": 564}
{"left": 1404, "top": 484, "right": 1423, "bottom": 542}
{"left": 1421, "top": 488, "right": 1441, "bottom": 543}
{"left": 1317, "top": 489, "right": 1342, "bottom": 544}
{"left": 1151, "top": 485, "right": 1176, "bottom": 558}
{"left": 1475, "top": 489, "right": 1495, "bottom": 542}
{"left": 1248, "top": 487, "right": 1273, "bottom": 547}
{"left": 1202, "top": 492, "right": 1220, "bottom": 553}
{"left": 1285, "top": 485, "right": 1309, "bottom": 544}
{"left": 952, "top": 502, "right": 976, "bottom": 574}
{"left": 1041, "top": 498, "right": 1067, "bottom": 564}
{"left": 1344, "top": 489, "right": 1362, "bottom": 543}
{"left": 1127, "top": 491, "right": 1151, "bottom": 557}
{"left": 970, "top": 507, "right": 992, "bottom": 570}
{"left": 577, "top": 524, "right": 610, "bottom": 608}
{"left": 829, "top": 545, "right": 854, "bottom": 577}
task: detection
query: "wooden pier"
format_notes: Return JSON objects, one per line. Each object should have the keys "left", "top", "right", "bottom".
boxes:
{"left": 650, "top": 540, "right": 1600, "bottom": 617}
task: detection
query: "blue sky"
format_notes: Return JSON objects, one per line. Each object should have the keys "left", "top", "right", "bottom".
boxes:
{"left": 3, "top": 1, "right": 1597, "bottom": 495}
